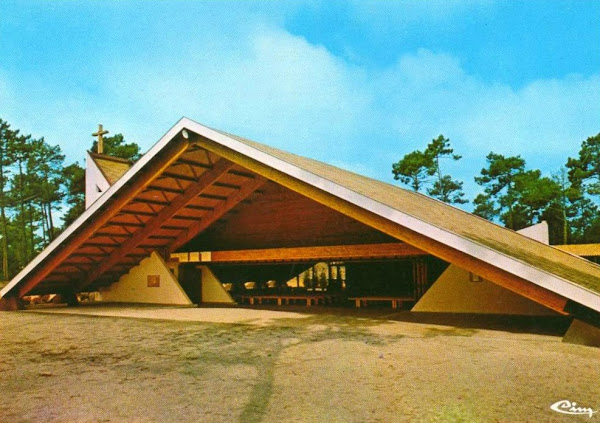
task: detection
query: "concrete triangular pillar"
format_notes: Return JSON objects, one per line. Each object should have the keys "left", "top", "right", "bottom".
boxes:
{"left": 562, "top": 319, "right": 600, "bottom": 348}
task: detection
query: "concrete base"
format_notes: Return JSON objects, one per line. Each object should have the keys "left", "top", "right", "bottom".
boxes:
{"left": 0, "top": 296, "right": 24, "bottom": 311}
{"left": 562, "top": 319, "right": 600, "bottom": 348}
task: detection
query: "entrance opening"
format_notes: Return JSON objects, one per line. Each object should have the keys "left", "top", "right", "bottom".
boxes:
{"left": 178, "top": 264, "right": 203, "bottom": 304}
{"left": 206, "top": 257, "right": 448, "bottom": 308}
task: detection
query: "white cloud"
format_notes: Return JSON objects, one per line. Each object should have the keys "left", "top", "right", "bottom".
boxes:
{"left": 103, "top": 26, "right": 372, "bottom": 158}
{"left": 2, "top": 21, "right": 598, "bottom": 202}
{"left": 456, "top": 74, "right": 600, "bottom": 159}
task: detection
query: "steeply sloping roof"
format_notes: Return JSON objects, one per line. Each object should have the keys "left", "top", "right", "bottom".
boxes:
{"left": 88, "top": 152, "right": 133, "bottom": 185}
{"left": 220, "top": 130, "right": 600, "bottom": 294}
{"left": 2, "top": 117, "right": 599, "bottom": 315}
{"left": 555, "top": 244, "right": 600, "bottom": 257}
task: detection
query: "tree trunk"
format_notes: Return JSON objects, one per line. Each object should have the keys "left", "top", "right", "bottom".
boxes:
{"left": 47, "top": 202, "right": 55, "bottom": 241}
{"left": 0, "top": 207, "right": 8, "bottom": 280}
{"left": 0, "top": 176, "right": 8, "bottom": 280}
{"left": 40, "top": 202, "right": 47, "bottom": 245}
{"left": 17, "top": 161, "right": 27, "bottom": 263}
{"left": 562, "top": 195, "right": 568, "bottom": 245}
{"left": 28, "top": 203, "right": 35, "bottom": 257}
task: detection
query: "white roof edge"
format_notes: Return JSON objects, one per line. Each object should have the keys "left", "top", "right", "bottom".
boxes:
{"left": 182, "top": 118, "right": 600, "bottom": 312}
{"left": 3, "top": 117, "right": 599, "bottom": 314}
{"left": 0, "top": 118, "right": 189, "bottom": 299}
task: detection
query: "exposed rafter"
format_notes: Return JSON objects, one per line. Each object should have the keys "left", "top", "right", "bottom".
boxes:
{"left": 168, "top": 175, "right": 267, "bottom": 252}
{"left": 14, "top": 137, "right": 190, "bottom": 298}
{"left": 118, "top": 210, "right": 158, "bottom": 217}
{"left": 78, "top": 158, "right": 235, "bottom": 291}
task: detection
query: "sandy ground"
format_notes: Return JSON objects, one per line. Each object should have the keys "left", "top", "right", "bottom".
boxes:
{"left": 1, "top": 305, "right": 598, "bottom": 423}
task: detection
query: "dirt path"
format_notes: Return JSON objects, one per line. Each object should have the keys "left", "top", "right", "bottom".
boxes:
{"left": 1, "top": 306, "right": 598, "bottom": 422}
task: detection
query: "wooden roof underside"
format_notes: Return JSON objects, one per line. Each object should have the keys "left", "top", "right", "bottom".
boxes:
{"left": 24, "top": 143, "right": 270, "bottom": 295}
{"left": 21, "top": 140, "right": 404, "bottom": 297}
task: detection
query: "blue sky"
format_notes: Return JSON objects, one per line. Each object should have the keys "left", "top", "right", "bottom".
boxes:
{"left": 1, "top": 0, "right": 599, "bottom": 208}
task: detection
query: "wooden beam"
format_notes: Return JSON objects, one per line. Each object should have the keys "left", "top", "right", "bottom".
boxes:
{"left": 160, "top": 171, "right": 197, "bottom": 183}
{"left": 168, "top": 175, "right": 267, "bottom": 252}
{"left": 193, "top": 135, "right": 569, "bottom": 314}
{"left": 130, "top": 198, "right": 170, "bottom": 206}
{"left": 171, "top": 215, "right": 202, "bottom": 221}
{"left": 71, "top": 252, "right": 107, "bottom": 257}
{"left": 83, "top": 242, "right": 119, "bottom": 248}
{"left": 172, "top": 243, "right": 427, "bottom": 263}
{"left": 175, "top": 157, "right": 212, "bottom": 169}
{"left": 78, "top": 158, "right": 235, "bottom": 290}
{"left": 137, "top": 244, "right": 165, "bottom": 249}
{"left": 213, "top": 181, "right": 241, "bottom": 190}
{"left": 147, "top": 185, "right": 184, "bottom": 195}
{"left": 104, "top": 221, "right": 146, "bottom": 228}
{"left": 16, "top": 137, "right": 190, "bottom": 297}
{"left": 118, "top": 210, "right": 158, "bottom": 217}
{"left": 199, "top": 193, "right": 228, "bottom": 201}
{"left": 185, "top": 204, "right": 214, "bottom": 211}
{"left": 228, "top": 169, "right": 255, "bottom": 179}
{"left": 161, "top": 225, "right": 187, "bottom": 230}
{"left": 92, "top": 232, "right": 132, "bottom": 238}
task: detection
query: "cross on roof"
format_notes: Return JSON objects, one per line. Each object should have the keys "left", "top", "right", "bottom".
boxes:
{"left": 92, "top": 124, "right": 109, "bottom": 154}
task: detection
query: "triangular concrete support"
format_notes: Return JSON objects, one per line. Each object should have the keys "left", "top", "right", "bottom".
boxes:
{"left": 199, "top": 266, "right": 235, "bottom": 304}
{"left": 98, "top": 251, "right": 192, "bottom": 305}
{"left": 562, "top": 319, "right": 600, "bottom": 348}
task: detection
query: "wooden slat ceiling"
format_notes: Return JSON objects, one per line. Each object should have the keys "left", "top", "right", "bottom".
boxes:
{"left": 27, "top": 145, "right": 268, "bottom": 295}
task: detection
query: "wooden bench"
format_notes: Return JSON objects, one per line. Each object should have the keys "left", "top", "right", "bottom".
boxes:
{"left": 348, "top": 296, "right": 415, "bottom": 309}
{"left": 240, "top": 294, "right": 326, "bottom": 307}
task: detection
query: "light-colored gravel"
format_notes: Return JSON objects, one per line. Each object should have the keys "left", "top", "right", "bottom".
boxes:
{"left": 1, "top": 306, "right": 598, "bottom": 422}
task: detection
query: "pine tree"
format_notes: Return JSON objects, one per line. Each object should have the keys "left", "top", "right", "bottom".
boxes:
{"left": 424, "top": 135, "right": 468, "bottom": 204}
{"left": 392, "top": 134, "right": 467, "bottom": 204}
{"left": 474, "top": 152, "right": 559, "bottom": 230}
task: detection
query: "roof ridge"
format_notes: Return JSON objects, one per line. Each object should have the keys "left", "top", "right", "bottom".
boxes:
{"left": 88, "top": 151, "right": 134, "bottom": 165}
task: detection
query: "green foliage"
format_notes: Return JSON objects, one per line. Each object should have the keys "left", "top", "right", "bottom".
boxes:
{"left": 0, "top": 118, "right": 143, "bottom": 279}
{"left": 0, "top": 118, "right": 68, "bottom": 276}
{"left": 91, "top": 133, "right": 141, "bottom": 161}
{"left": 428, "top": 174, "right": 468, "bottom": 205}
{"left": 474, "top": 152, "right": 526, "bottom": 195}
{"left": 472, "top": 193, "right": 497, "bottom": 221}
{"left": 392, "top": 149, "right": 432, "bottom": 192}
{"left": 473, "top": 152, "right": 560, "bottom": 230}
{"left": 61, "top": 162, "right": 85, "bottom": 227}
{"left": 392, "top": 135, "right": 467, "bottom": 204}
{"left": 425, "top": 135, "right": 468, "bottom": 204}
{"left": 564, "top": 133, "right": 600, "bottom": 243}
{"left": 567, "top": 133, "right": 600, "bottom": 195}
